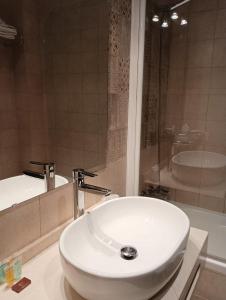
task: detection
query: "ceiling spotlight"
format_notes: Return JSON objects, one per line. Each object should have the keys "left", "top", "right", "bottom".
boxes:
{"left": 152, "top": 14, "right": 159, "bottom": 22}
{"left": 171, "top": 11, "right": 179, "bottom": 20}
{"left": 180, "top": 18, "right": 188, "bottom": 25}
{"left": 161, "top": 20, "right": 169, "bottom": 28}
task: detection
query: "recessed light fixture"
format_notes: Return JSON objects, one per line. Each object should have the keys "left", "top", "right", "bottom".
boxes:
{"left": 180, "top": 18, "right": 188, "bottom": 25}
{"left": 152, "top": 14, "right": 159, "bottom": 22}
{"left": 171, "top": 12, "right": 179, "bottom": 20}
{"left": 161, "top": 20, "right": 169, "bottom": 28}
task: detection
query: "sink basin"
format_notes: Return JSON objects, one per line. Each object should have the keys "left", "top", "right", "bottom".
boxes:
{"left": 59, "top": 196, "right": 190, "bottom": 300}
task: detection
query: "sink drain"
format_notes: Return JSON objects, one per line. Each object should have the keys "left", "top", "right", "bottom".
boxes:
{"left": 120, "top": 246, "right": 138, "bottom": 260}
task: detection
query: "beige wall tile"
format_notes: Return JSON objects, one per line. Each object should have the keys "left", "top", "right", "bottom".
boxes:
{"left": 166, "top": 94, "right": 184, "bottom": 117}
{"left": 216, "top": 9, "right": 226, "bottom": 39}
{"left": 184, "top": 93, "right": 208, "bottom": 121}
{"left": 40, "top": 184, "right": 74, "bottom": 235}
{"left": 219, "top": 0, "right": 226, "bottom": 9}
{"left": 168, "top": 68, "right": 185, "bottom": 91}
{"left": 212, "top": 39, "right": 226, "bottom": 67}
{"left": 87, "top": 156, "right": 127, "bottom": 196}
{"left": 67, "top": 93, "right": 83, "bottom": 113}
{"left": 199, "top": 194, "right": 224, "bottom": 212}
{"left": 175, "top": 190, "right": 199, "bottom": 206}
{"left": 188, "top": 11, "right": 216, "bottom": 41}
{"left": 0, "top": 198, "right": 40, "bottom": 260}
{"left": 187, "top": 40, "right": 213, "bottom": 68}
{"left": 83, "top": 93, "right": 99, "bottom": 114}
{"left": 205, "top": 121, "right": 226, "bottom": 147}
{"left": 207, "top": 95, "right": 226, "bottom": 121}
{"left": 186, "top": 68, "right": 211, "bottom": 90}
{"left": 169, "top": 41, "right": 187, "bottom": 69}
{"left": 211, "top": 68, "right": 226, "bottom": 89}
{"left": 190, "top": 0, "right": 218, "bottom": 12}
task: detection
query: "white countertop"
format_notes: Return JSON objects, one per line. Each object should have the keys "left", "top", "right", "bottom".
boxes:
{"left": 0, "top": 227, "right": 208, "bottom": 300}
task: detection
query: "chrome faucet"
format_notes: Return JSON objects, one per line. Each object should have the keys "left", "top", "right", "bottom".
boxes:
{"left": 72, "top": 168, "right": 111, "bottom": 219}
{"left": 26, "top": 161, "right": 56, "bottom": 192}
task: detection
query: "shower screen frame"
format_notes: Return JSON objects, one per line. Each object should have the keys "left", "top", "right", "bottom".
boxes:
{"left": 126, "top": 0, "right": 146, "bottom": 196}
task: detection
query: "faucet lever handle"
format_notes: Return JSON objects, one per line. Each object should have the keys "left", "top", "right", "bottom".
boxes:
{"left": 73, "top": 168, "right": 97, "bottom": 178}
{"left": 82, "top": 170, "right": 97, "bottom": 177}
{"left": 30, "top": 161, "right": 55, "bottom": 166}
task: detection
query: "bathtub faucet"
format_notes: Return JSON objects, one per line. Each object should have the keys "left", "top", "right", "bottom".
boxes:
{"left": 72, "top": 168, "right": 111, "bottom": 219}
{"left": 29, "top": 161, "right": 56, "bottom": 192}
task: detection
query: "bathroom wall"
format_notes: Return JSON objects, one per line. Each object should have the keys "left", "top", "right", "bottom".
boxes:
{"left": 84, "top": 0, "right": 131, "bottom": 201}
{"left": 15, "top": 0, "right": 49, "bottom": 172}
{"left": 0, "top": 0, "right": 46, "bottom": 179}
{"left": 0, "top": 0, "right": 131, "bottom": 259}
{"left": 14, "top": 0, "right": 109, "bottom": 176}
{"left": 40, "top": 0, "right": 131, "bottom": 194}
{"left": 0, "top": 1, "right": 20, "bottom": 180}
{"left": 0, "top": 45, "right": 20, "bottom": 179}
{"left": 0, "top": 0, "right": 130, "bottom": 191}
{"left": 42, "top": 0, "right": 109, "bottom": 177}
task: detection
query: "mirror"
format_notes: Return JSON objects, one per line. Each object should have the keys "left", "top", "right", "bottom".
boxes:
{"left": 0, "top": 0, "right": 109, "bottom": 210}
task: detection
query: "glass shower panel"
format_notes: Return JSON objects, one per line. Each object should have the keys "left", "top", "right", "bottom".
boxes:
{"left": 140, "top": 0, "right": 226, "bottom": 261}
{"left": 140, "top": 0, "right": 171, "bottom": 199}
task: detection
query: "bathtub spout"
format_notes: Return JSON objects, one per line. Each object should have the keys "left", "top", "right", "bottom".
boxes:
{"left": 29, "top": 161, "right": 56, "bottom": 192}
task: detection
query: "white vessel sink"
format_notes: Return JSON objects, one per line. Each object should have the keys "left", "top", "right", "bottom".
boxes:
{"left": 59, "top": 196, "right": 190, "bottom": 300}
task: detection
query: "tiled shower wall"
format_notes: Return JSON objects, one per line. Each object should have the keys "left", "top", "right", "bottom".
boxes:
{"left": 164, "top": 0, "right": 226, "bottom": 212}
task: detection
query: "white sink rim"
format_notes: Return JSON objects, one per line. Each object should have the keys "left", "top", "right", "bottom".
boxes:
{"left": 59, "top": 196, "right": 190, "bottom": 279}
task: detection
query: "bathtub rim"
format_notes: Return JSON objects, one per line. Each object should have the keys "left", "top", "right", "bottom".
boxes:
{"left": 0, "top": 175, "right": 71, "bottom": 216}
{"left": 201, "top": 256, "right": 226, "bottom": 276}
{"left": 172, "top": 151, "right": 226, "bottom": 169}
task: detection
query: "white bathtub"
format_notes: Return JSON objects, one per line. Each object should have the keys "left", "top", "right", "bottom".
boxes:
{"left": 171, "top": 201, "right": 226, "bottom": 275}
{"left": 172, "top": 151, "right": 226, "bottom": 186}
{"left": 0, "top": 174, "right": 68, "bottom": 211}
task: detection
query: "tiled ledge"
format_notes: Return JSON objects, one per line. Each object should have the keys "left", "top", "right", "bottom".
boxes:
{"left": 0, "top": 227, "right": 208, "bottom": 300}
{"left": 0, "top": 183, "right": 74, "bottom": 261}
{"left": 3, "top": 219, "right": 73, "bottom": 265}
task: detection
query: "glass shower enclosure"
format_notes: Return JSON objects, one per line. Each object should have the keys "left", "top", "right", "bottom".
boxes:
{"left": 139, "top": 0, "right": 226, "bottom": 262}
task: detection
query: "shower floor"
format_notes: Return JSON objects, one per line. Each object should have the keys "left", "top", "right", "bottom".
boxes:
{"left": 171, "top": 201, "right": 226, "bottom": 262}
